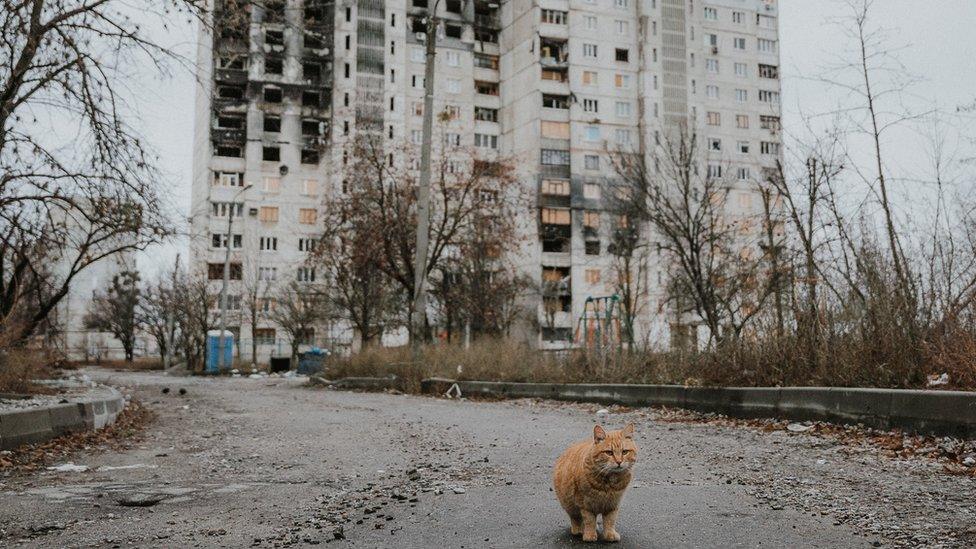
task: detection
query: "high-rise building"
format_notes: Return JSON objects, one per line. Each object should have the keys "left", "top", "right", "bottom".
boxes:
{"left": 191, "top": 0, "right": 782, "bottom": 358}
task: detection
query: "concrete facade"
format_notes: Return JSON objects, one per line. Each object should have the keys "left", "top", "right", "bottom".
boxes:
{"left": 191, "top": 0, "right": 782, "bottom": 357}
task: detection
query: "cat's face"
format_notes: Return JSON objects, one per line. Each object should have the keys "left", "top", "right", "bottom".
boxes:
{"left": 590, "top": 424, "right": 638, "bottom": 474}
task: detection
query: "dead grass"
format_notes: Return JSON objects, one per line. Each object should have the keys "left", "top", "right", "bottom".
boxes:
{"left": 0, "top": 349, "right": 59, "bottom": 395}
{"left": 328, "top": 334, "right": 975, "bottom": 391}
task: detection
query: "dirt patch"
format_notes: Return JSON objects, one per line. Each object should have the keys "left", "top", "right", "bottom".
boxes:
{"left": 0, "top": 399, "right": 154, "bottom": 475}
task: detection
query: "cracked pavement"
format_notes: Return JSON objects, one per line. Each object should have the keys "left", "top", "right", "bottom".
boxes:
{"left": 1, "top": 368, "right": 970, "bottom": 548}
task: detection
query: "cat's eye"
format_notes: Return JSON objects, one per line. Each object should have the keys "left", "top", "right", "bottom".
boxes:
{"left": 622, "top": 450, "right": 631, "bottom": 454}
{"left": 603, "top": 450, "right": 614, "bottom": 455}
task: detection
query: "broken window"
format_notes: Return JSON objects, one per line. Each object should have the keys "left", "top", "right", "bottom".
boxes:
{"left": 264, "top": 115, "right": 281, "bottom": 132}
{"left": 217, "top": 85, "right": 244, "bottom": 100}
{"left": 214, "top": 144, "right": 242, "bottom": 157}
{"left": 263, "top": 146, "right": 280, "bottom": 161}
{"left": 265, "top": 29, "right": 284, "bottom": 46}
{"left": 301, "top": 149, "right": 319, "bottom": 164}
{"left": 217, "top": 114, "right": 244, "bottom": 129}
{"left": 265, "top": 57, "right": 283, "bottom": 74}
{"left": 444, "top": 23, "right": 462, "bottom": 39}
{"left": 542, "top": 94, "right": 569, "bottom": 109}
{"left": 302, "top": 90, "right": 321, "bottom": 107}
{"left": 303, "top": 61, "right": 320, "bottom": 80}
{"left": 302, "top": 119, "right": 323, "bottom": 136}
{"left": 263, "top": 86, "right": 283, "bottom": 103}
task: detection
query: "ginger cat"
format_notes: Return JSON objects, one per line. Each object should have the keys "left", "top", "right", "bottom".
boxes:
{"left": 553, "top": 424, "right": 637, "bottom": 542}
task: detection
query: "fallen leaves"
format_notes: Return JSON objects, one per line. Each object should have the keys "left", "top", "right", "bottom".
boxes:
{"left": 0, "top": 399, "right": 154, "bottom": 475}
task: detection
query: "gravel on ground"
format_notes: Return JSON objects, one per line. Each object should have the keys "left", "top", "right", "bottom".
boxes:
{"left": 0, "top": 368, "right": 971, "bottom": 548}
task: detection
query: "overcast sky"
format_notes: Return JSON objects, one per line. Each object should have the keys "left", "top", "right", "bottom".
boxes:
{"left": 132, "top": 0, "right": 976, "bottom": 274}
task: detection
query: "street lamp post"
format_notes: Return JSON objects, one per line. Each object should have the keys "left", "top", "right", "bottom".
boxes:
{"left": 217, "top": 184, "right": 252, "bottom": 371}
{"left": 411, "top": 0, "right": 441, "bottom": 352}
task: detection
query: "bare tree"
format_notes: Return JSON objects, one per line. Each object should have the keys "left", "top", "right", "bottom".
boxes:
{"left": 334, "top": 133, "right": 524, "bottom": 343}
{"left": 241, "top": 269, "right": 271, "bottom": 364}
{"left": 315, "top": 224, "right": 401, "bottom": 349}
{"left": 0, "top": 0, "right": 204, "bottom": 343}
{"left": 605, "top": 185, "right": 651, "bottom": 350}
{"left": 172, "top": 270, "right": 219, "bottom": 371}
{"left": 138, "top": 276, "right": 179, "bottom": 365}
{"left": 431, "top": 215, "right": 530, "bottom": 341}
{"left": 609, "top": 126, "right": 773, "bottom": 345}
{"left": 267, "top": 281, "right": 327, "bottom": 368}
{"left": 84, "top": 270, "right": 141, "bottom": 361}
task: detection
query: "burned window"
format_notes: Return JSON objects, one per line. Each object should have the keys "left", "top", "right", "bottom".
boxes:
{"left": 411, "top": 17, "right": 425, "bottom": 34}
{"left": 265, "top": 57, "right": 283, "bottom": 74}
{"left": 263, "top": 146, "right": 280, "bottom": 161}
{"left": 615, "top": 48, "right": 629, "bottom": 62}
{"left": 265, "top": 29, "right": 284, "bottom": 46}
{"left": 445, "top": 0, "right": 461, "bottom": 13}
{"left": 444, "top": 23, "right": 462, "bottom": 39}
{"left": 585, "top": 240, "right": 601, "bottom": 255}
{"left": 301, "top": 149, "right": 319, "bottom": 165}
{"left": 304, "top": 33, "right": 323, "bottom": 49}
{"left": 216, "top": 114, "right": 244, "bottom": 129}
{"left": 214, "top": 144, "right": 243, "bottom": 158}
{"left": 263, "top": 86, "right": 283, "bottom": 103}
{"left": 302, "top": 90, "right": 321, "bottom": 107}
{"left": 302, "top": 119, "right": 323, "bottom": 136}
{"left": 305, "top": 2, "right": 325, "bottom": 23}
{"left": 217, "top": 85, "right": 244, "bottom": 99}
{"left": 542, "top": 94, "right": 569, "bottom": 109}
{"left": 475, "top": 28, "right": 497, "bottom": 43}
{"left": 217, "top": 56, "right": 246, "bottom": 70}
{"left": 264, "top": 115, "right": 281, "bottom": 133}
{"left": 264, "top": 0, "right": 285, "bottom": 21}
{"left": 302, "top": 62, "right": 320, "bottom": 80}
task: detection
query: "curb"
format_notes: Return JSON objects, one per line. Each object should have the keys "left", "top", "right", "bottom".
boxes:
{"left": 0, "top": 387, "right": 127, "bottom": 450}
{"left": 411, "top": 378, "right": 976, "bottom": 438}
{"left": 329, "top": 376, "right": 400, "bottom": 391}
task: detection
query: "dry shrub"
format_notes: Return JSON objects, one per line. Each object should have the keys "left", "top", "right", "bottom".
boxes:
{"left": 0, "top": 349, "right": 57, "bottom": 394}
{"left": 330, "top": 329, "right": 961, "bottom": 391}
{"left": 923, "top": 323, "right": 976, "bottom": 390}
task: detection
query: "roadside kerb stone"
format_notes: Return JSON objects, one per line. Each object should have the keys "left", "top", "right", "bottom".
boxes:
{"left": 386, "top": 377, "right": 976, "bottom": 437}
{"left": 0, "top": 386, "right": 126, "bottom": 450}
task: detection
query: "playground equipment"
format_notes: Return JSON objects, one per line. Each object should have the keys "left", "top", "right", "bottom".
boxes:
{"left": 573, "top": 295, "right": 623, "bottom": 359}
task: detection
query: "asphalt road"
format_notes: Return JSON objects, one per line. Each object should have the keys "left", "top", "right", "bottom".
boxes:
{"left": 0, "top": 368, "right": 964, "bottom": 548}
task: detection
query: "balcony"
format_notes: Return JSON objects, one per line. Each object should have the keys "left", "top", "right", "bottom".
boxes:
{"left": 540, "top": 38, "right": 568, "bottom": 69}
{"left": 475, "top": 13, "right": 500, "bottom": 28}
{"left": 215, "top": 68, "right": 247, "bottom": 84}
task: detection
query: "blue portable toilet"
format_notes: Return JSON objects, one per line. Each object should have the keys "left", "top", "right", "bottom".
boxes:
{"left": 206, "top": 330, "right": 234, "bottom": 373}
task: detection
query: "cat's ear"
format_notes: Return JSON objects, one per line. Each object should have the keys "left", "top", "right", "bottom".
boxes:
{"left": 593, "top": 425, "right": 607, "bottom": 442}
{"left": 622, "top": 423, "right": 635, "bottom": 439}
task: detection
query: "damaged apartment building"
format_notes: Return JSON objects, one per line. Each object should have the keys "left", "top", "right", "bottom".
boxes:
{"left": 190, "top": 0, "right": 783, "bottom": 356}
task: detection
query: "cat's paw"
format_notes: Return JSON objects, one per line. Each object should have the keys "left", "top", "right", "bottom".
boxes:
{"left": 582, "top": 530, "right": 599, "bottom": 542}
{"left": 603, "top": 529, "right": 621, "bottom": 542}
{"left": 570, "top": 524, "right": 582, "bottom": 536}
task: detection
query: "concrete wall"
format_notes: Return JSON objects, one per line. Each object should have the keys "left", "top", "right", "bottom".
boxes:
{"left": 415, "top": 378, "right": 976, "bottom": 438}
